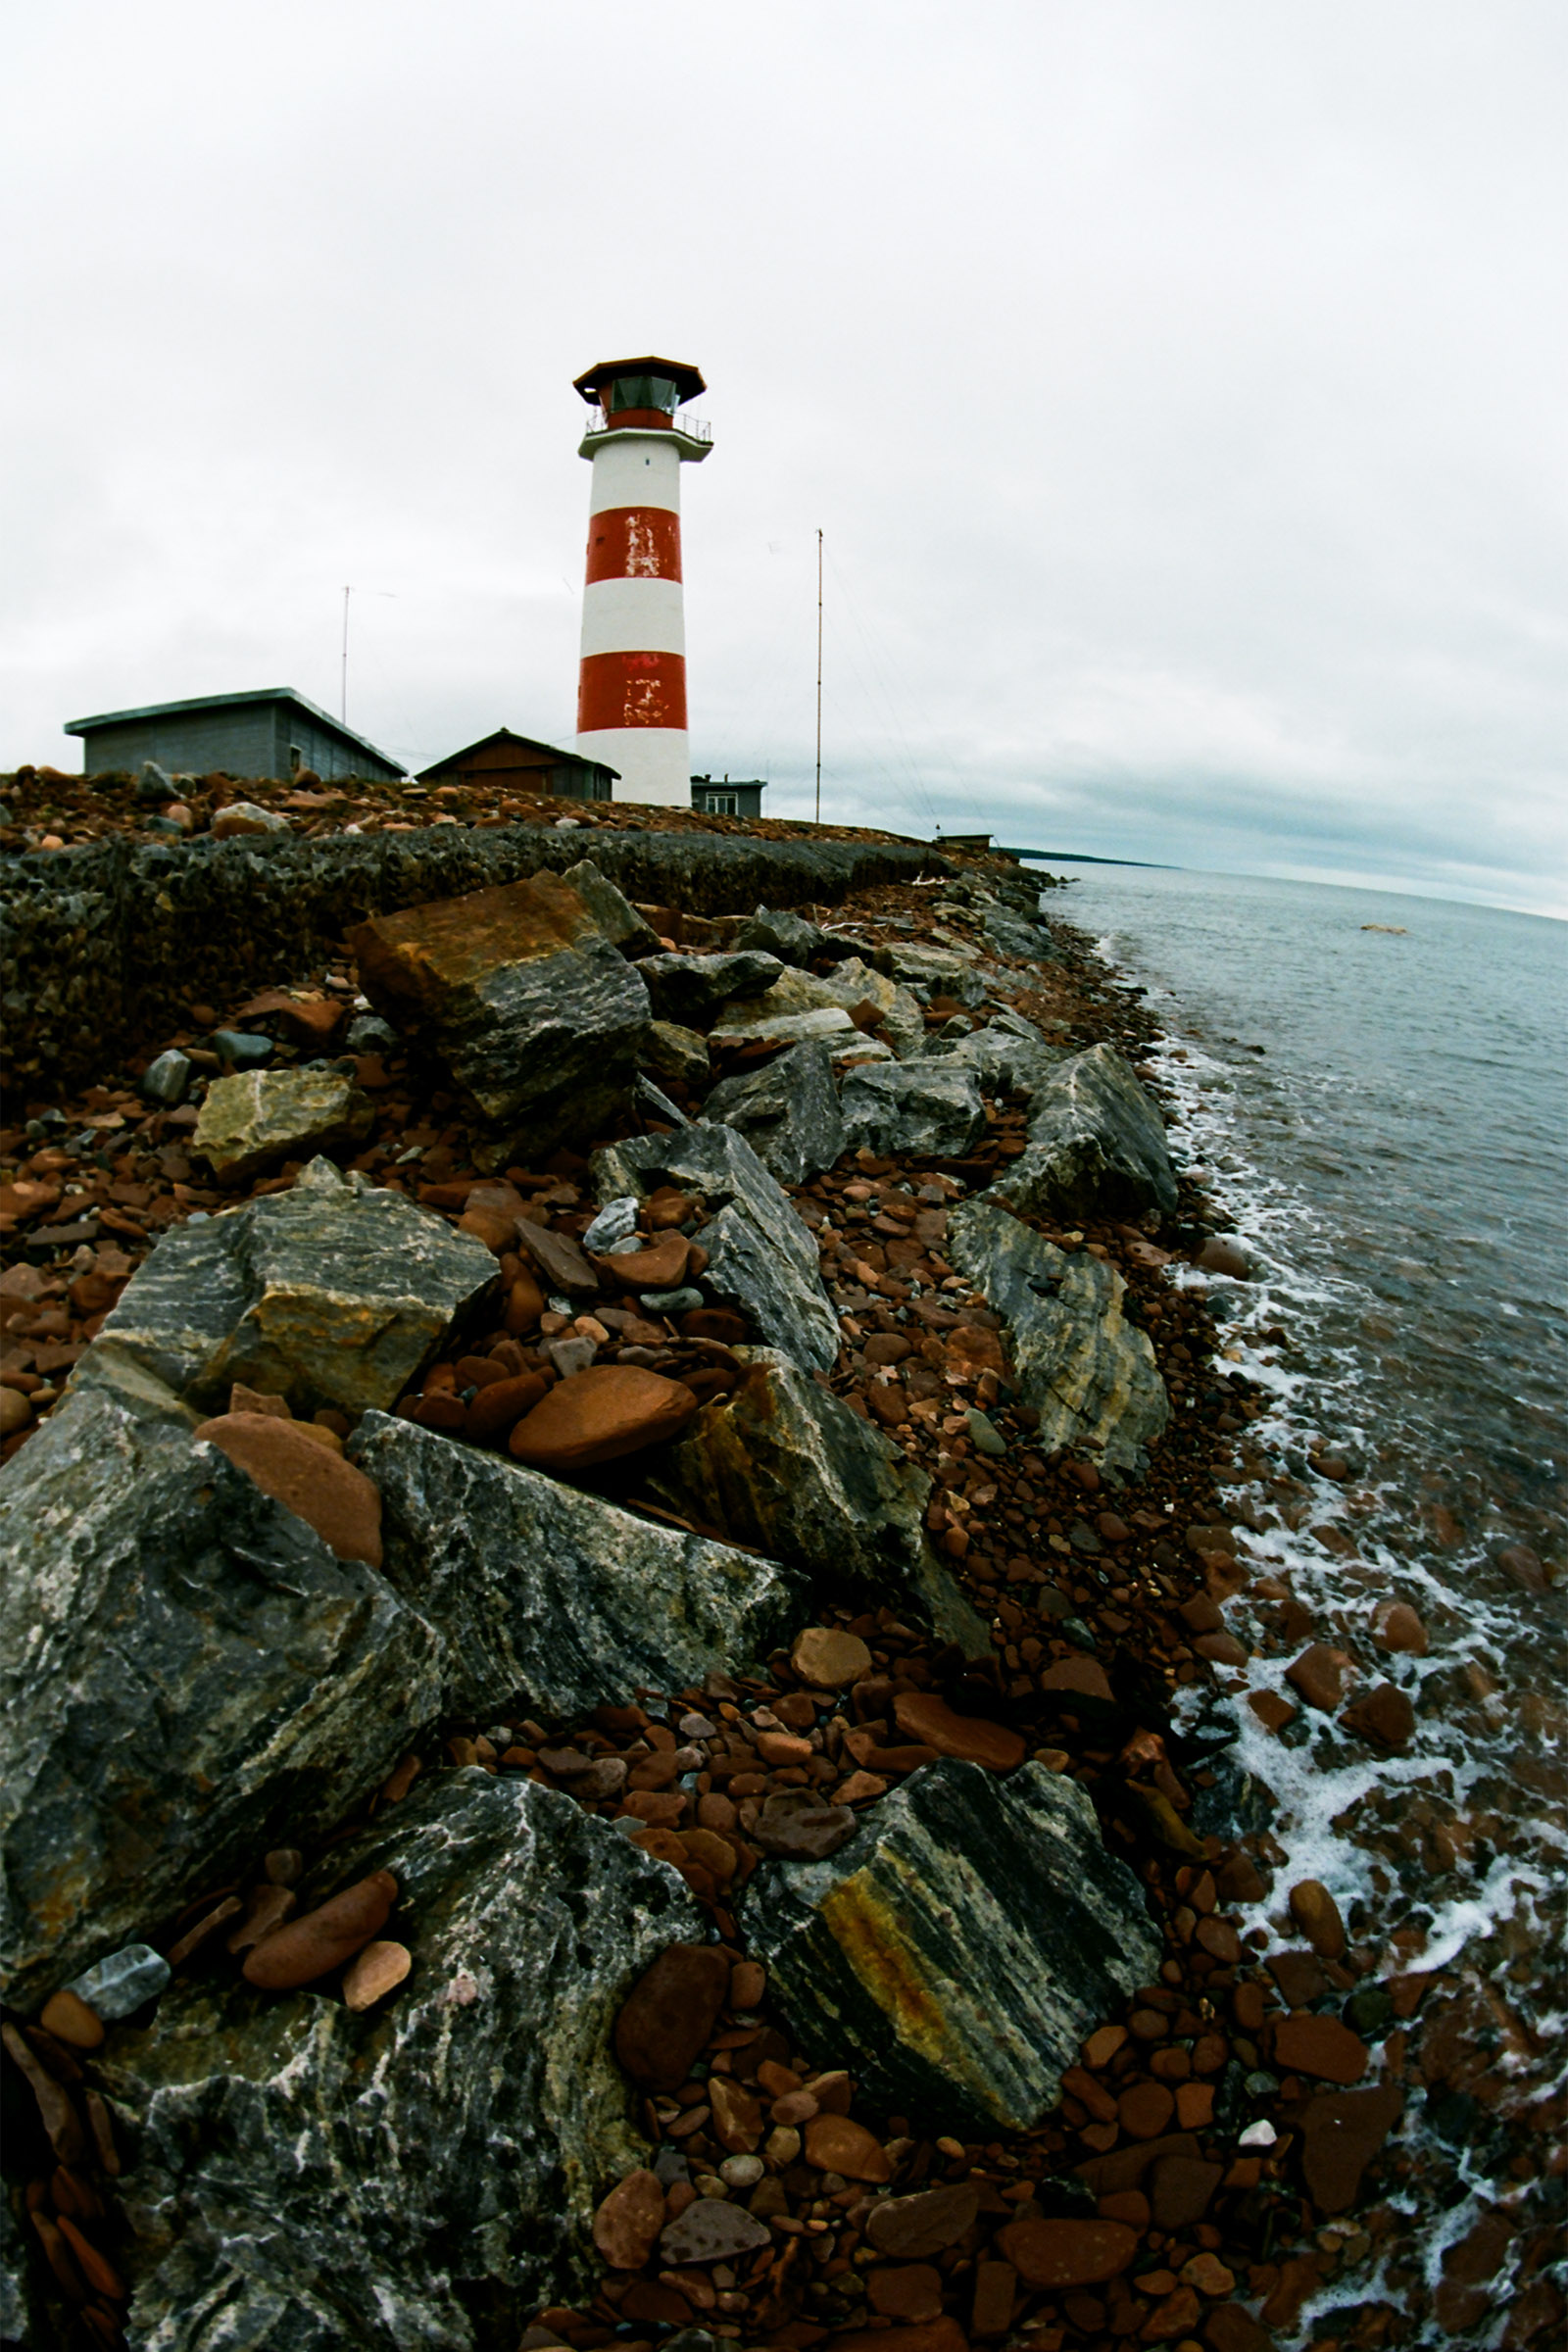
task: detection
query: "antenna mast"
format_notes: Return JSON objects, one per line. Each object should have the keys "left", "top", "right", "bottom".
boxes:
{"left": 341, "top": 587, "right": 350, "bottom": 721}
{"left": 814, "top": 529, "right": 823, "bottom": 825}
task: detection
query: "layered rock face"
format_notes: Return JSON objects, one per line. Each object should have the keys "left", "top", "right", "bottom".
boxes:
{"left": 647, "top": 1349, "right": 986, "bottom": 1652}
{"left": 948, "top": 1197, "right": 1169, "bottom": 1471}
{"left": 353, "top": 1410, "right": 805, "bottom": 1718}
{"left": 0, "top": 1390, "right": 445, "bottom": 2005}
{"left": 702, "top": 1041, "right": 845, "bottom": 1184}
{"left": 743, "top": 1760, "right": 1161, "bottom": 2132}
{"left": 839, "top": 1058, "right": 987, "bottom": 1158}
{"left": 591, "top": 1123, "right": 840, "bottom": 1373}
{"left": 996, "top": 1042, "right": 1178, "bottom": 1222}
{"left": 352, "top": 870, "right": 652, "bottom": 1154}
{"left": 95, "top": 1774, "right": 707, "bottom": 2348}
{"left": 91, "top": 1154, "right": 498, "bottom": 1417}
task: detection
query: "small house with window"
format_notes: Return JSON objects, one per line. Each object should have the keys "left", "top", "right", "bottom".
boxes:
{"left": 64, "top": 688, "right": 403, "bottom": 782}
{"left": 416, "top": 729, "right": 616, "bottom": 802}
{"left": 690, "top": 774, "right": 766, "bottom": 818}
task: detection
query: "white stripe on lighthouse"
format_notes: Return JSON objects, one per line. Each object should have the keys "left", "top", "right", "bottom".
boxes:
{"left": 586, "top": 435, "right": 683, "bottom": 516}
{"left": 578, "top": 577, "right": 686, "bottom": 659}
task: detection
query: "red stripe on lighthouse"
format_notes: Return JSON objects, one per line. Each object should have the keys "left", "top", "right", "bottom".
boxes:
{"left": 585, "top": 507, "right": 683, "bottom": 584}
{"left": 578, "top": 649, "right": 688, "bottom": 732}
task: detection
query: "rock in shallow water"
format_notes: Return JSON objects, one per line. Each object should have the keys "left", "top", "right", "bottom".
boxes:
{"left": 591, "top": 1122, "right": 839, "bottom": 1373}
{"left": 994, "top": 1042, "right": 1177, "bottom": 1222}
{"left": 95, "top": 1772, "right": 707, "bottom": 2347}
{"left": 741, "top": 1759, "right": 1161, "bottom": 2132}
{"left": 947, "top": 1198, "right": 1168, "bottom": 1472}
{"left": 647, "top": 1348, "right": 986, "bottom": 1652}
{"left": 90, "top": 1154, "right": 497, "bottom": 1418}
{"left": 351, "top": 1410, "right": 805, "bottom": 1719}
{"left": 0, "top": 1389, "right": 445, "bottom": 2005}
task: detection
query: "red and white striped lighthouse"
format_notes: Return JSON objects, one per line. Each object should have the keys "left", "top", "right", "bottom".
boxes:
{"left": 572, "top": 356, "right": 711, "bottom": 808}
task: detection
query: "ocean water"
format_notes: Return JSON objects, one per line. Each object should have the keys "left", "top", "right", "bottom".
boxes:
{"left": 1028, "top": 860, "right": 1567, "bottom": 2331}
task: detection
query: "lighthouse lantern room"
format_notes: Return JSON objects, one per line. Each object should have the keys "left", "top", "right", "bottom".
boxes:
{"left": 572, "top": 356, "right": 711, "bottom": 808}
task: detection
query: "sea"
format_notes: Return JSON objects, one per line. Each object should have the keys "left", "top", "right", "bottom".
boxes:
{"left": 1027, "top": 859, "right": 1567, "bottom": 2333}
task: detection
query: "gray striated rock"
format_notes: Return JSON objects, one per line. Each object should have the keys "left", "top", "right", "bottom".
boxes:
{"left": 351, "top": 1412, "right": 806, "bottom": 1717}
{"left": 0, "top": 1388, "right": 446, "bottom": 2006}
{"left": 982, "top": 906, "right": 1061, "bottom": 962}
{"left": 742, "top": 1759, "right": 1161, "bottom": 2132}
{"left": 702, "top": 1042, "right": 845, "bottom": 1185}
{"left": 648, "top": 1349, "right": 986, "bottom": 1654}
{"left": 644, "top": 1018, "right": 710, "bottom": 1090}
{"left": 711, "top": 957, "right": 923, "bottom": 1060}
{"left": 635, "top": 950, "right": 783, "bottom": 1026}
{"left": 932, "top": 1009, "right": 1066, "bottom": 1101}
{"left": 948, "top": 1198, "right": 1168, "bottom": 1471}
{"left": 140, "top": 1047, "right": 192, "bottom": 1106}
{"left": 192, "top": 1065, "right": 374, "bottom": 1183}
{"left": 873, "top": 942, "right": 987, "bottom": 1005}
{"left": 90, "top": 1155, "right": 497, "bottom": 1419}
{"left": 733, "top": 905, "right": 822, "bottom": 965}
{"left": 96, "top": 1773, "right": 706, "bottom": 2349}
{"left": 839, "top": 1057, "right": 987, "bottom": 1159}
{"left": 351, "top": 869, "right": 651, "bottom": 1156}
{"left": 591, "top": 1123, "right": 839, "bottom": 1373}
{"left": 563, "top": 857, "right": 662, "bottom": 957}
{"left": 996, "top": 1042, "right": 1177, "bottom": 1221}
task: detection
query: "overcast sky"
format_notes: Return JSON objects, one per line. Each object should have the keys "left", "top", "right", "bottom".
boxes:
{"left": 4, "top": 2, "right": 1565, "bottom": 913}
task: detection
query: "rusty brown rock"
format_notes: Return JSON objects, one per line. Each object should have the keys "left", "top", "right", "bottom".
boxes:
{"left": 1341, "top": 1680, "right": 1416, "bottom": 1748}
{"left": 193, "top": 1413, "right": 383, "bottom": 1566}
{"left": 1287, "top": 1878, "right": 1346, "bottom": 1958}
{"left": 593, "top": 2167, "right": 667, "bottom": 2269}
{"left": 1285, "top": 1642, "right": 1353, "bottom": 1712}
{"left": 612, "top": 1942, "right": 730, "bottom": 2091}
{"left": 1370, "top": 1599, "right": 1429, "bottom": 1655}
{"left": 869, "top": 2264, "right": 945, "bottom": 2322}
{"left": 601, "top": 1232, "right": 691, "bottom": 1293}
{"left": 828, "top": 2323, "right": 967, "bottom": 2352}
{"left": 803, "top": 2111, "right": 892, "bottom": 2180}
{"left": 892, "top": 1690, "right": 1026, "bottom": 1771}
{"left": 38, "top": 1990, "right": 104, "bottom": 2051}
{"left": 791, "top": 1625, "right": 873, "bottom": 1688}
{"left": 241, "top": 1870, "right": 397, "bottom": 1989}
{"left": 996, "top": 2216, "right": 1139, "bottom": 2288}
{"left": 1272, "top": 2012, "right": 1369, "bottom": 2084}
{"left": 508, "top": 1366, "right": 699, "bottom": 1473}
{"left": 341, "top": 1939, "right": 412, "bottom": 2012}
{"left": 1298, "top": 2084, "right": 1404, "bottom": 2214}
{"left": 866, "top": 2181, "right": 982, "bottom": 2259}
{"left": 466, "top": 1371, "right": 550, "bottom": 1443}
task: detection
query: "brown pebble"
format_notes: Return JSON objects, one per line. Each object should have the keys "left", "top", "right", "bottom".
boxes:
{"left": 1288, "top": 1879, "right": 1346, "bottom": 1958}
{"left": 266, "top": 1847, "right": 304, "bottom": 1886}
{"left": 1118, "top": 2079, "right": 1176, "bottom": 2139}
{"left": 728, "top": 1959, "right": 765, "bottom": 2009}
{"left": 593, "top": 2167, "right": 667, "bottom": 2270}
{"left": 1341, "top": 1680, "right": 1416, "bottom": 1748}
{"left": 869, "top": 2264, "right": 945, "bottom": 2322}
{"left": 509, "top": 1366, "right": 699, "bottom": 1473}
{"left": 802, "top": 2111, "right": 892, "bottom": 2181}
{"left": 342, "top": 1939, "right": 412, "bottom": 2011}
{"left": 1284, "top": 1642, "right": 1354, "bottom": 1712}
{"left": 1272, "top": 2011, "right": 1369, "bottom": 2084}
{"left": 790, "top": 1625, "right": 873, "bottom": 1688}
{"left": 242, "top": 1871, "right": 397, "bottom": 1990}
{"left": 995, "top": 2215, "right": 1138, "bottom": 2288}
{"left": 1371, "top": 1599, "right": 1429, "bottom": 1655}
{"left": 892, "top": 1690, "right": 1025, "bottom": 1771}
{"left": 1298, "top": 2084, "right": 1404, "bottom": 2214}
{"left": 37, "top": 1992, "right": 103, "bottom": 2052}
{"left": 1, "top": 2026, "right": 84, "bottom": 2162}
{"left": 865, "top": 2180, "right": 981, "bottom": 2259}
{"left": 226, "top": 1884, "right": 297, "bottom": 1956}
{"left": 466, "top": 1371, "right": 549, "bottom": 1442}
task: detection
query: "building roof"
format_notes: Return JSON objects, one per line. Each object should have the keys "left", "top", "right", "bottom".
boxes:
{"left": 63, "top": 687, "right": 402, "bottom": 772}
{"left": 572, "top": 355, "right": 706, "bottom": 406}
{"left": 416, "top": 728, "right": 619, "bottom": 783}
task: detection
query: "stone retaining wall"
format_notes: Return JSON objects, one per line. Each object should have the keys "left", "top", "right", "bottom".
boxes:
{"left": 0, "top": 823, "right": 945, "bottom": 1084}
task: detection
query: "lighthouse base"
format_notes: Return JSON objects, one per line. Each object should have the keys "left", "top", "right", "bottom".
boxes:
{"left": 579, "top": 728, "right": 692, "bottom": 809}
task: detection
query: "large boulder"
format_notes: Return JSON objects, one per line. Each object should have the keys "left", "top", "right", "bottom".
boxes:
{"left": 872, "top": 942, "right": 987, "bottom": 1006}
{"left": 839, "top": 1058, "right": 987, "bottom": 1159}
{"left": 732, "top": 905, "right": 823, "bottom": 965}
{"left": 0, "top": 1389, "right": 446, "bottom": 2006}
{"left": 350, "top": 869, "right": 651, "bottom": 1155}
{"left": 635, "top": 950, "right": 784, "bottom": 1026}
{"left": 192, "top": 1066, "right": 374, "bottom": 1183}
{"left": 702, "top": 1041, "right": 845, "bottom": 1185}
{"left": 591, "top": 1123, "right": 840, "bottom": 1373}
{"left": 351, "top": 1411, "right": 805, "bottom": 1717}
{"left": 742, "top": 1760, "right": 1160, "bottom": 2132}
{"left": 95, "top": 1772, "right": 706, "bottom": 2348}
{"left": 647, "top": 1349, "right": 986, "bottom": 1653}
{"left": 562, "top": 857, "right": 662, "bottom": 956}
{"left": 88, "top": 1155, "right": 498, "bottom": 1418}
{"left": 931, "top": 1009, "right": 1066, "bottom": 1101}
{"left": 994, "top": 1043, "right": 1177, "bottom": 1222}
{"left": 947, "top": 1199, "right": 1168, "bottom": 1471}
{"left": 981, "top": 906, "right": 1061, "bottom": 962}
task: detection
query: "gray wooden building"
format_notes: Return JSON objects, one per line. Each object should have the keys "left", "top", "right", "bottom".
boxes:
{"left": 690, "top": 774, "right": 767, "bottom": 817}
{"left": 64, "top": 689, "right": 404, "bottom": 783}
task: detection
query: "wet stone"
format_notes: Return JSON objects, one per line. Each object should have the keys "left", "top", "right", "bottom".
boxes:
{"left": 1271, "top": 2012, "right": 1369, "bottom": 2084}
{"left": 193, "top": 1067, "right": 373, "bottom": 1184}
{"left": 1285, "top": 1642, "right": 1354, "bottom": 1712}
{"left": 1287, "top": 1878, "right": 1346, "bottom": 1958}
{"left": 1298, "top": 2085, "right": 1404, "bottom": 2215}
{"left": 1340, "top": 1679, "right": 1416, "bottom": 1747}
{"left": 614, "top": 1943, "right": 732, "bottom": 2091}
{"left": 594, "top": 2169, "right": 666, "bottom": 2270}
{"left": 508, "top": 1365, "right": 700, "bottom": 1473}
{"left": 864, "top": 2181, "right": 982, "bottom": 2259}
{"left": 995, "top": 2217, "right": 1139, "bottom": 2289}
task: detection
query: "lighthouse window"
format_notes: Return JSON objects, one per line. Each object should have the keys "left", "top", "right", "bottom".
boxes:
{"left": 609, "top": 374, "right": 680, "bottom": 414}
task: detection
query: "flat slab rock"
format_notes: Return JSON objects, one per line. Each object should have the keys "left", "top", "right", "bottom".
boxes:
{"left": 0, "top": 1387, "right": 445, "bottom": 2006}
{"left": 89, "top": 1153, "right": 498, "bottom": 1418}
{"left": 647, "top": 1348, "right": 986, "bottom": 1655}
{"left": 713, "top": 958, "right": 924, "bottom": 1060}
{"left": 351, "top": 1411, "right": 806, "bottom": 1718}
{"left": 742, "top": 1759, "right": 1160, "bottom": 2132}
{"left": 95, "top": 1773, "right": 707, "bottom": 2349}
{"left": 948, "top": 1197, "right": 1169, "bottom": 1472}
{"left": 591, "top": 1121, "right": 839, "bottom": 1373}
{"left": 351, "top": 868, "right": 652, "bottom": 1156}
{"left": 995, "top": 1042, "right": 1177, "bottom": 1222}
{"left": 192, "top": 1065, "right": 373, "bottom": 1183}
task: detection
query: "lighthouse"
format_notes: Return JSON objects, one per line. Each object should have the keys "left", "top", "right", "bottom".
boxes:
{"left": 573, "top": 356, "right": 711, "bottom": 808}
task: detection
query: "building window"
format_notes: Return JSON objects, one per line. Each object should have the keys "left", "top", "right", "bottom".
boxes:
{"left": 288, "top": 745, "right": 303, "bottom": 773}
{"left": 701, "top": 790, "right": 738, "bottom": 815}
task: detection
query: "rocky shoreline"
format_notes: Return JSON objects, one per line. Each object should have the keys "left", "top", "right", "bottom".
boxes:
{"left": 0, "top": 791, "right": 1558, "bottom": 2352}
